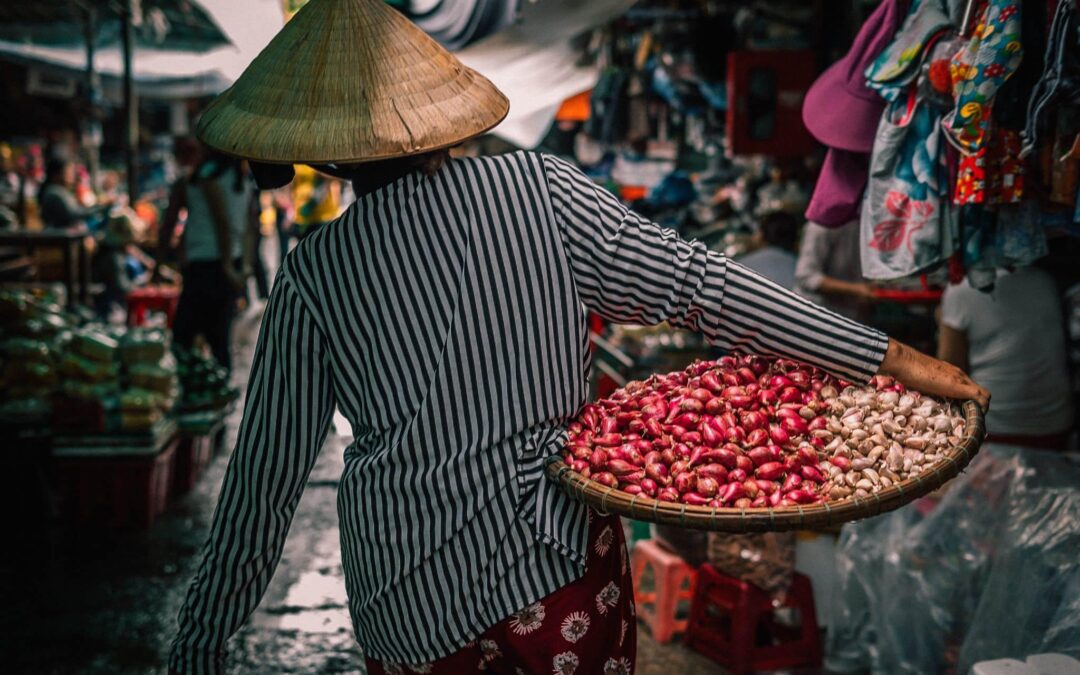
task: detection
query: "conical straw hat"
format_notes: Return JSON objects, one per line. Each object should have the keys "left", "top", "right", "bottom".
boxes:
{"left": 196, "top": 0, "right": 509, "bottom": 164}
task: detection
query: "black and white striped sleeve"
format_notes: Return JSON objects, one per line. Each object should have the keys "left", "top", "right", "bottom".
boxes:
{"left": 542, "top": 154, "right": 889, "bottom": 383}
{"left": 169, "top": 273, "right": 337, "bottom": 675}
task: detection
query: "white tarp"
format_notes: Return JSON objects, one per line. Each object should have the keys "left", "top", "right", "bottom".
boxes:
{"left": 457, "top": 0, "right": 637, "bottom": 148}
{"left": 0, "top": 0, "right": 635, "bottom": 147}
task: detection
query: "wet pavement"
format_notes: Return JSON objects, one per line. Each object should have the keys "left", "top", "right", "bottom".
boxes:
{"left": 1, "top": 299, "right": 730, "bottom": 675}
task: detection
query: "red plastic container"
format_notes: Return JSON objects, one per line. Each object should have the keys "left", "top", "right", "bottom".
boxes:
{"left": 127, "top": 285, "right": 181, "bottom": 328}
{"left": 53, "top": 437, "right": 178, "bottom": 529}
{"left": 685, "top": 564, "right": 822, "bottom": 675}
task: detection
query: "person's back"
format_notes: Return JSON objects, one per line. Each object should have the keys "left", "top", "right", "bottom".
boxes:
{"left": 184, "top": 163, "right": 250, "bottom": 263}
{"left": 738, "top": 246, "right": 797, "bottom": 289}
{"left": 940, "top": 267, "right": 1073, "bottom": 435}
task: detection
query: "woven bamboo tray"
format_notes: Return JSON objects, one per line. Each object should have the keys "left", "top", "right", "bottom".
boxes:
{"left": 545, "top": 400, "right": 985, "bottom": 532}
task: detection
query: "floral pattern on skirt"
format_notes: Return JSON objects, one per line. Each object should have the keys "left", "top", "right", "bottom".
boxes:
{"left": 365, "top": 511, "right": 635, "bottom": 675}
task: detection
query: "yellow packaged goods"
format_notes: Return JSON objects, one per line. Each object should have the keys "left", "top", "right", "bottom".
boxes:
{"left": 120, "top": 329, "right": 170, "bottom": 364}
{"left": 60, "top": 352, "right": 119, "bottom": 383}
{"left": 1, "top": 360, "right": 57, "bottom": 389}
{"left": 129, "top": 365, "right": 178, "bottom": 397}
{"left": 61, "top": 379, "right": 120, "bottom": 402}
{"left": 121, "top": 409, "right": 161, "bottom": 431}
{"left": 120, "top": 388, "right": 165, "bottom": 413}
{"left": 71, "top": 329, "right": 119, "bottom": 363}
{"left": 0, "top": 338, "right": 53, "bottom": 363}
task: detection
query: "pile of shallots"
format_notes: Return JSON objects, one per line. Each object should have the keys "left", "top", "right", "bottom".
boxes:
{"left": 561, "top": 354, "right": 966, "bottom": 508}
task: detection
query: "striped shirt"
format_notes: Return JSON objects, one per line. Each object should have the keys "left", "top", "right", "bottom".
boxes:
{"left": 170, "top": 152, "right": 888, "bottom": 673}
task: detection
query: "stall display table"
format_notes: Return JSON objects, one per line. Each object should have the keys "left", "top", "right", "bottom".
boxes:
{"left": 52, "top": 419, "right": 178, "bottom": 529}
{"left": 173, "top": 408, "right": 227, "bottom": 495}
{"left": 0, "top": 227, "right": 91, "bottom": 309}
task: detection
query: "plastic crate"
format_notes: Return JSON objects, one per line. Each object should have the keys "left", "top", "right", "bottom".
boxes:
{"left": 52, "top": 436, "right": 178, "bottom": 529}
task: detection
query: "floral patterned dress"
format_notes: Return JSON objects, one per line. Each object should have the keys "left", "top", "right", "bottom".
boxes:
{"left": 365, "top": 510, "right": 636, "bottom": 675}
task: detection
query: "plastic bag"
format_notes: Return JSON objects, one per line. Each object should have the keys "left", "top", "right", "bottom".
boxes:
{"left": 826, "top": 446, "right": 1080, "bottom": 674}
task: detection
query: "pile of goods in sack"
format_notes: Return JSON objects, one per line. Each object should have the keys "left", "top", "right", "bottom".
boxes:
{"left": 562, "top": 354, "right": 967, "bottom": 508}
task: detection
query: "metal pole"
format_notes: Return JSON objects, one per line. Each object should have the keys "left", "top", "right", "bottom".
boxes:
{"left": 82, "top": 4, "right": 101, "bottom": 192}
{"left": 121, "top": 0, "right": 138, "bottom": 205}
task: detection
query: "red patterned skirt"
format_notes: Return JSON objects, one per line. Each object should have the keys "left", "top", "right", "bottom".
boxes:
{"left": 365, "top": 511, "right": 636, "bottom": 675}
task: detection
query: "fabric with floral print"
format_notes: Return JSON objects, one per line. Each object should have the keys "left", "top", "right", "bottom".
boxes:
{"left": 553, "top": 651, "right": 580, "bottom": 675}
{"left": 364, "top": 511, "right": 634, "bottom": 675}
{"left": 944, "top": 0, "right": 1023, "bottom": 154}
{"left": 509, "top": 601, "right": 546, "bottom": 635}
{"left": 865, "top": 0, "right": 953, "bottom": 102}
{"left": 561, "top": 611, "right": 591, "bottom": 643}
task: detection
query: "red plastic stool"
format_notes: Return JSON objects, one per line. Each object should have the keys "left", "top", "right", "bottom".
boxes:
{"left": 630, "top": 539, "right": 697, "bottom": 643}
{"left": 127, "top": 285, "right": 180, "bottom": 328}
{"left": 685, "top": 564, "right": 822, "bottom": 675}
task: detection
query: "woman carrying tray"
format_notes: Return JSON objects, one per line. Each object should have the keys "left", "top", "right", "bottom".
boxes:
{"left": 169, "top": 2, "right": 988, "bottom": 673}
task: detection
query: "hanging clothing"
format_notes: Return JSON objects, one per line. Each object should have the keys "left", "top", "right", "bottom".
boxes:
{"left": 1020, "top": 0, "right": 1080, "bottom": 156}
{"left": 861, "top": 91, "right": 957, "bottom": 279}
{"left": 169, "top": 152, "right": 889, "bottom": 674}
{"left": 943, "top": 0, "right": 1024, "bottom": 154}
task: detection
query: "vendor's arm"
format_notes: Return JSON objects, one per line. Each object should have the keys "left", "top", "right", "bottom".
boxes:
{"left": 158, "top": 178, "right": 186, "bottom": 265}
{"left": 169, "top": 273, "right": 336, "bottom": 675}
{"left": 543, "top": 154, "right": 988, "bottom": 408}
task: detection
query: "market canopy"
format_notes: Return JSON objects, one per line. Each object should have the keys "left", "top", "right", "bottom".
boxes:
{"left": 0, "top": 0, "right": 230, "bottom": 52}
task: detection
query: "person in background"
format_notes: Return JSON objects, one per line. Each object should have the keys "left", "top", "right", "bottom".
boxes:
{"left": 271, "top": 187, "right": 294, "bottom": 267}
{"left": 38, "top": 157, "right": 110, "bottom": 230}
{"left": 244, "top": 187, "right": 270, "bottom": 304}
{"left": 794, "top": 219, "right": 876, "bottom": 320}
{"left": 290, "top": 163, "right": 341, "bottom": 239}
{"left": 160, "top": 148, "right": 253, "bottom": 372}
{"left": 938, "top": 266, "right": 1073, "bottom": 449}
{"left": 0, "top": 143, "right": 27, "bottom": 225}
{"left": 737, "top": 210, "right": 800, "bottom": 289}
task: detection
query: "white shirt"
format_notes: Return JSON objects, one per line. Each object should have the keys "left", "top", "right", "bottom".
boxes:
{"left": 184, "top": 167, "right": 252, "bottom": 262}
{"left": 940, "top": 267, "right": 1073, "bottom": 435}
{"left": 737, "top": 245, "right": 797, "bottom": 290}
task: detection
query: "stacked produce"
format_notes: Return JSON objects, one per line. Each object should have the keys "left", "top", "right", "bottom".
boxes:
{"left": 173, "top": 345, "right": 239, "bottom": 413}
{"left": 562, "top": 354, "right": 966, "bottom": 508}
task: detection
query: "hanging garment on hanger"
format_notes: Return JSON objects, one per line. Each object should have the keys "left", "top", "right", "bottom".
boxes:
{"left": 954, "top": 127, "right": 1025, "bottom": 203}
{"left": 862, "top": 89, "right": 958, "bottom": 279}
{"left": 943, "top": 0, "right": 1024, "bottom": 154}
{"left": 866, "top": 0, "right": 954, "bottom": 102}
{"left": 1021, "top": 0, "right": 1080, "bottom": 155}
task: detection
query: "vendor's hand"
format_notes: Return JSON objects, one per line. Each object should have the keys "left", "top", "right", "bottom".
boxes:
{"left": 852, "top": 282, "right": 878, "bottom": 302}
{"left": 879, "top": 338, "right": 990, "bottom": 411}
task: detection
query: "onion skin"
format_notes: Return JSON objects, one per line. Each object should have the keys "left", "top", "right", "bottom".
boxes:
{"left": 746, "top": 428, "right": 770, "bottom": 447}
{"left": 593, "top": 472, "right": 618, "bottom": 488}
{"left": 782, "top": 473, "right": 803, "bottom": 493}
{"left": 682, "top": 492, "right": 711, "bottom": 506}
{"left": 696, "top": 463, "right": 729, "bottom": 483}
{"left": 756, "top": 462, "right": 785, "bottom": 481}
{"left": 696, "top": 476, "right": 720, "bottom": 497}
{"left": 658, "top": 487, "right": 680, "bottom": 502}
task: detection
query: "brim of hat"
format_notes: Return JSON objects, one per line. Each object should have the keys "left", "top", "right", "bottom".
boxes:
{"left": 198, "top": 72, "right": 509, "bottom": 166}
{"left": 802, "top": 61, "right": 884, "bottom": 154}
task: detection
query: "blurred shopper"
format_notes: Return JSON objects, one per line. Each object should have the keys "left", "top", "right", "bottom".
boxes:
{"left": 938, "top": 266, "right": 1073, "bottom": 449}
{"left": 795, "top": 220, "right": 876, "bottom": 319}
{"left": 169, "top": 2, "right": 988, "bottom": 673}
{"left": 290, "top": 163, "right": 340, "bottom": 238}
{"left": 160, "top": 148, "right": 253, "bottom": 372}
{"left": 0, "top": 143, "right": 27, "bottom": 224}
{"left": 737, "top": 210, "right": 800, "bottom": 289}
{"left": 271, "top": 187, "right": 294, "bottom": 267}
{"left": 38, "top": 157, "right": 110, "bottom": 230}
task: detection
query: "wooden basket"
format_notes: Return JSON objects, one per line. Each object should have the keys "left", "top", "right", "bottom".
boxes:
{"left": 544, "top": 401, "right": 986, "bottom": 533}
